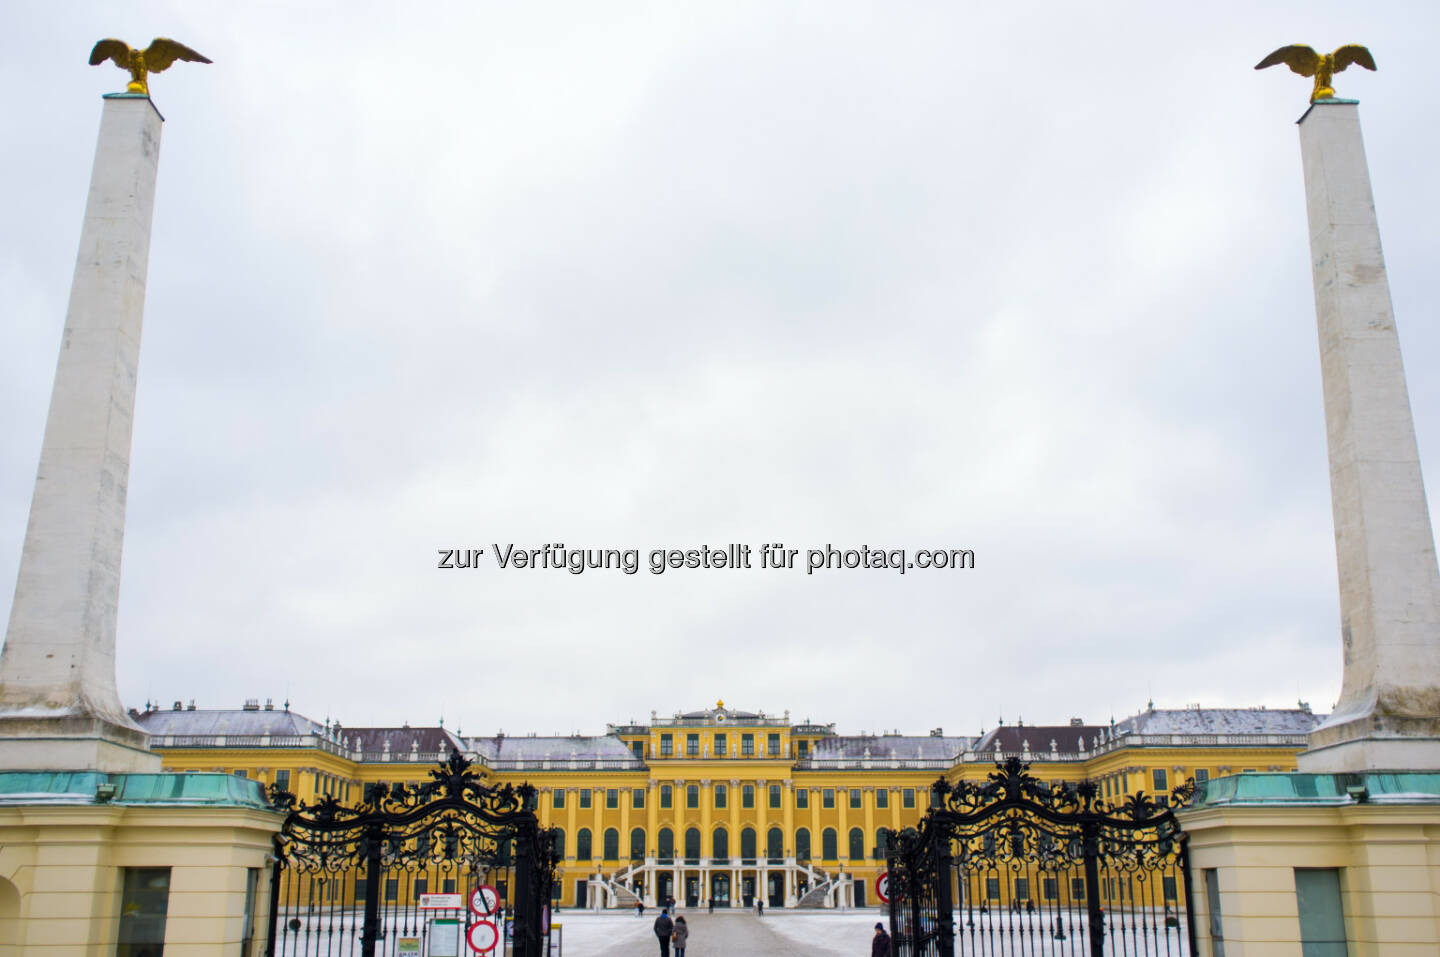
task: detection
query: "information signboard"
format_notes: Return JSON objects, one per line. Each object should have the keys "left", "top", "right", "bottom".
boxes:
{"left": 430, "top": 918, "right": 460, "bottom": 956}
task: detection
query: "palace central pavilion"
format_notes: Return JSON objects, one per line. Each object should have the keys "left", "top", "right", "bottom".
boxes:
{"left": 135, "top": 699, "right": 1318, "bottom": 910}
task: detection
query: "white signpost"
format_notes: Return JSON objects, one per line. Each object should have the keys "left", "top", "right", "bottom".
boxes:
{"left": 420, "top": 893, "right": 464, "bottom": 910}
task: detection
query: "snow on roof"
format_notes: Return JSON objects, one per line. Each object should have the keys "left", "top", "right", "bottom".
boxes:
{"left": 1116, "top": 708, "right": 1321, "bottom": 736}
{"left": 136, "top": 707, "right": 326, "bottom": 737}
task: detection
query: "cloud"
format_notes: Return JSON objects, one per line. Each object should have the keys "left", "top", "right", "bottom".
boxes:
{"left": 2, "top": 2, "right": 1436, "bottom": 738}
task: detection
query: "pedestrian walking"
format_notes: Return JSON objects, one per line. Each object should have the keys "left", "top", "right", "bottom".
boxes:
{"left": 672, "top": 915, "right": 689, "bottom": 957}
{"left": 872, "top": 922, "right": 891, "bottom": 957}
{"left": 756, "top": 898, "right": 764, "bottom": 916}
{"left": 635, "top": 900, "right": 643, "bottom": 917}
{"left": 654, "top": 909, "right": 674, "bottom": 957}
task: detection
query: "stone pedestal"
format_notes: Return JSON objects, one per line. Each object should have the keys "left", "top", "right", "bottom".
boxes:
{"left": 1294, "top": 101, "right": 1440, "bottom": 772}
{"left": 0, "top": 95, "right": 165, "bottom": 772}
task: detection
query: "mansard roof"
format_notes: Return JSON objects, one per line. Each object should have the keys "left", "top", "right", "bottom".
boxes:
{"left": 1115, "top": 707, "right": 1321, "bottom": 736}
{"left": 471, "top": 734, "right": 647, "bottom": 768}
{"left": 807, "top": 735, "right": 971, "bottom": 762}
{"left": 136, "top": 705, "right": 326, "bottom": 738}
{"left": 972, "top": 725, "right": 1105, "bottom": 756}
{"left": 340, "top": 726, "right": 467, "bottom": 756}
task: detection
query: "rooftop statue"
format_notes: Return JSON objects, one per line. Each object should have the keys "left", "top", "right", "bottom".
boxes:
{"left": 89, "top": 38, "right": 211, "bottom": 95}
{"left": 1255, "top": 44, "right": 1376, "bottom": 102}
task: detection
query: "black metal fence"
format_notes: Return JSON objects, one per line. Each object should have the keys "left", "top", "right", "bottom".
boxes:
{"left": 887, "top": 758, "right": 1195, "bottom": 957}
{"left": 266, "top": 750, "right": 558, "bottom": 957}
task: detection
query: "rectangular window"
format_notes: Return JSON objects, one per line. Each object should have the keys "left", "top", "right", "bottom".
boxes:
{"left": 876, "top": 788, "right": 889, "bottom": 808}
{"left": 579, "top": 789, "right": 591, "bottom": 809}
{"left": 903, "top": 788, "right": 916, "bottom": 809}
{"left": 687, "top": 784, "right": 699, "bottom": 809}
{"left": 985, "top": 877, "right": 1001, "bottom": 900}
{"left": 715, "top": 784, "right": 727, "bottom": 809}
{"left": 606, "top": 789, "right": 619, "bottom": 809}
{"left": 443, "top": 878, "right": 456, "bottom": 894}
{"left": 1295, "top": 869, "right": 1347, "bottom": 956}
{"left": 798, "top": 740, "right": 809, "bottom": 758}
{"left": 742, "top": 733, "right": 755, "bottom": 756}
{"left": 1152, "top": 769, "right": 1168, "bottom": 792}
{"left": 232, "top": 768, "right": 247, "bottom": 779}
{"left": 553, "top": 789, "right": 566, "bottom": 809}
{"left": 687, "top": 733, "right": 699, "bottom": 756}
{"left": 1015, "top": 877, "right": 1030, "bottom": 900}
{"left": 768, "top": 733, "right": 780, "bottom": 756}
{"left": 242, "top": 867, "right": 260, "bottom": 955}
{"left": 822, "top": 788, "right": 835, "bottom": 809}
{"left": 769, "top": 784, "right": 782, "bottom": 808}
{"left": 631, "top": 741, "right": 644, "bottom": 760}
{"left": 743, "top": 784, "right": 755, "bottom": 809}
{"left": 1163, "top": 876, "right": 1177, "bottom": 903}
{"left": 1071, "top": 877, "right": 1086, "bottom": 900}
{"left": 632, "top": 788, "right": 645, "bottom": 809}
{"left": 1043, "top": 877, "right": 1058, "bottom": 900}
{"left": 795, "top": 788, "right": 808, "bottom": 809}
{"left": 660, "top": 785, "right": 672, "bottom": 809}
{"left": 1195, "top": 768, "right": 1210, "bottom": 784}
{"left": 385, "top": 878, "right": 399, "bottom": 901}
{"left": 661, "top": 733, "right": 673, "bottom": 756}
{"left": 849, "top": 789, "right": 862, "bottom": 809}
{"left": 1205, "top": 869, "right": 1225, "bottom": 957}
{"left": 117, "top": 867, "right": 171, "bottom": 957}
{"left": 714, "top": 733, "right": 727, "bottom": 755}
{"left": 275, "top": 769, "right": 290, "bottom": 791}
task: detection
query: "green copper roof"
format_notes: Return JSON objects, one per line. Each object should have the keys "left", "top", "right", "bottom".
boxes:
{"left": 1190, "top": 771, "right": 1440, "bottom": 807}
{"left": 0, "top": 771, "right": 274, "bottom": 809}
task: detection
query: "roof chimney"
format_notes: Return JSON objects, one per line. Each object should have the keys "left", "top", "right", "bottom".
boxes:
{"left": 187, "top": 699, "right": 196, "bottom": 711}
{"left": 1069, "top": 718, "right": 1084, "bottom": 727}
{"left": 173, "top": 700, "right": 182, "bottom": 711}
{"left": 264, "top": 698, "right": 274, "bottom": 711}
{"left": 243, "top": 698, "right": 260, "bottom": 711}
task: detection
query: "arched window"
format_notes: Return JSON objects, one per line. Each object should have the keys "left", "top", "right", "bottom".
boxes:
{"left": 576, "top": 828, "right": 592, "bottom": 862}
{"left": 767, "top": 827, "right": 783, "bottom": 861}
{"left": 821, "top": 828, "right": 837, "bottom": 860}
{"left": 712, "top": 827, "right": 729, "bottom": 861}
{"left": 740, "top": 827, "right": 757, "bottom": 861}
{"left": 603, "top": 828, "right": 619, "bottom": 861}
{"left": 630, "top": 827, "right": 645, "bottom": 860}
{"left": 658, "top": 828, "right": 674, "bottom": 861}
{"left": 796, "top": 828, "right": 811, "bottom": 861}
{"left": 553, "top": 829, "right": 566, "bottom": 858}
{"left": 849, "top": 827, "right": 864, "bottom": 861}
{"left": 685, "top": 828, "right": 701, "bottom": 861}
{"left": 875, "top": 827, "right": 890, "bottom": 859}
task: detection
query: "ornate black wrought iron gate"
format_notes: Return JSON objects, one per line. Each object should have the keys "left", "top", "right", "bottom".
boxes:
{"left": 266, "top": 751, "right": 558, "bottom": 957}
{"left": 887, "top": 758, "right": 1196, "bottom": 957}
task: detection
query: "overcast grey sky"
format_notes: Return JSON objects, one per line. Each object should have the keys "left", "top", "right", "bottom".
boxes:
{"left": 4, "top": 2, "right": 1439, "bottom": 739}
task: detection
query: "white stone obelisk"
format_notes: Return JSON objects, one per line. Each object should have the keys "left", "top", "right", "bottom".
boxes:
{"left": 0, "top": 94, "right": 167, "bottom": 772}
{"left": 1294, "top": 99, "right": 1440, "bottom": 772}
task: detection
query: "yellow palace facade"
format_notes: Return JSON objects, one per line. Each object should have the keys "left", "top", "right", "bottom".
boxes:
{"left": 134, "top": 698, "right": 1319, "bottom": 910}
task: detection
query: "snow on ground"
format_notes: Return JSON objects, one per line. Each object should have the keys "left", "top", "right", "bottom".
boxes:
{"left": 547, "top": 909, "right": 889, "bottom": 957}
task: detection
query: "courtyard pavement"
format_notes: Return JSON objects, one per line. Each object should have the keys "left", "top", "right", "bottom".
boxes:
{"left": 552, "top": 909, "right": 889, "bottom": 957}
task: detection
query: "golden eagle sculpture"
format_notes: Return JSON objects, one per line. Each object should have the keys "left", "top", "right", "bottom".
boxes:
{"left": 89, "top": 38, "right": 211, "bottom": 96}
{"left": 1255, "top": 44, "right": 1375, "bottom": 102}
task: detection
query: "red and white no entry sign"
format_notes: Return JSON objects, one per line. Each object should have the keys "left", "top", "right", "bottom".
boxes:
{"left": 467, "top": 918, "right": 499, "bottom": 953}
{"left": 470, "top": 885, "right": 500, "bottom": 917}
{"left": 875, "top": 872, "right": 890, "bottom": 904}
